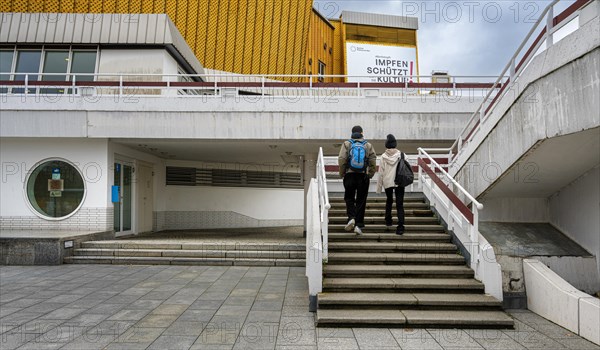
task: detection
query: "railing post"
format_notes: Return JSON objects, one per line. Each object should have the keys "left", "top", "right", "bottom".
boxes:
{"left": 261, "top": 75, "right": 265, "bottom": 97}
{"left": 509, "top": 58, "right": 516, "bottom": 83}
{"left": 119, "top": 75, "right": 123, "bottom": 97}
{"left": 309, "top": 75, "right": 313, "bottom": 100}
{"left": 546, "top": 6, "right": 554, "bottom": 48}
{"left": 24, "top": 74, "right": 29, "bottom": 96}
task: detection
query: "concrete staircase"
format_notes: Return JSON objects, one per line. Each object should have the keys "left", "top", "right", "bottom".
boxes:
{"left": 316, "top": 194, "right": 514, "bottom": 328}
{"left": 64, "top": 241, "right": 305, "bottom": 266}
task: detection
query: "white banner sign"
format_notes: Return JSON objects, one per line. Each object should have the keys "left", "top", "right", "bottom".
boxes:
{"left": 346, "top": 42, "right": 417, "bottom": 83}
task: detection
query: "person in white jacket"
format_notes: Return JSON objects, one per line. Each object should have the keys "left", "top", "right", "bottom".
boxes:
{"left": 376, "top": 134, "right": 405, "bottom": 235}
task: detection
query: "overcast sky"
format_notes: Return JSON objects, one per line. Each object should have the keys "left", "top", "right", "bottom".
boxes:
{"left": 313, "top": 0, "right": 576, "bottom": 77}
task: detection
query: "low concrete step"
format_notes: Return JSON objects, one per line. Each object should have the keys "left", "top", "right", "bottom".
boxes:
{"left": 328, "top": 242, "right": 456, "bottom": 253}
{"left": 327, "top": 252, "right": 465, "bottom": 265}
{"left": 328, "top": 224, "right": 445, "bottom": 233}
{"left": 323, "top": 265, "right": 473, "bottom": 278}
{"left": 329, "top": 202, "right": 430, "bottom": 210}
{"left": 329, "top": 197, "right": 424, "bottom": 204}
{"left": 64, "top": 256, "right": 305, "bottom": 267}
{"left": 322, "top": 278, "right": 484, "bottom": 293}
{"left": 80, "top": 241, "right": 305, "bottom": 251}
{"left": 317, "top": 292, "right": 501, "bottom": 309}
{"left": 329, "top": 217, "right": 439, "bottom": 225}
{"left": 328, "top": 233, "right": 451, "bottom": 242}
{"left": 73, "top": 248, "right": 305, "bottom": 259}
{"left": 328, "top": 209, "right": 433, "bottom": 217}
{"left": 316, "top": 309, "right": 513, "bottom": 328}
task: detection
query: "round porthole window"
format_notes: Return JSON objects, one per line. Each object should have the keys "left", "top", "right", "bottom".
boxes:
{"left": 25, "top": 159, "right": 86, "bottom": 220}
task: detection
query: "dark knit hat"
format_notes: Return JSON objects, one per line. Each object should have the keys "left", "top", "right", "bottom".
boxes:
{"left": 385, "top": 134, "right": 397, "bottom": 149}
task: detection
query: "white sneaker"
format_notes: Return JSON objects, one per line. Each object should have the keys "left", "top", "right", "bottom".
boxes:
{"left": 344, "top": 219, "right": 355, "bottom": 232}
{"left": 354, "top": 226, "right": 363, "bottom": 235}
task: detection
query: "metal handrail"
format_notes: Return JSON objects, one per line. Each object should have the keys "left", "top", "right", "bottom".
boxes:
{"left": 317, "top": 147, "right": 331, "bottom": 261}
{"left": 418, "top": 148, "right": 483, "bottom": 210}
{"left": 450, "top": 0, "right": 591, "bottom": 154}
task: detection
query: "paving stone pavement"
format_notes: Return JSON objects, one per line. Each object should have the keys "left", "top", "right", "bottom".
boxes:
{"left": 0, "top": 265, "right": 598, "bottom": 350}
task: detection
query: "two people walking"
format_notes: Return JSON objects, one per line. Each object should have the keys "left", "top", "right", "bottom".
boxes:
{"left": 338, "top": 126, "right": 406, "bottom": 236}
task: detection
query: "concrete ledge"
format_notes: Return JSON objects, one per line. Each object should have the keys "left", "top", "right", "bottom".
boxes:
{"left": 0, "top": 230, "right": 113, "bottom": 265}
{"left": 523, "top": 259, "right": 599, "bottom": 345}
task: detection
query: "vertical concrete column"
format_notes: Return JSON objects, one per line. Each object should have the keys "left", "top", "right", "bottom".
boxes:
{"left": 302, "top": 153, "right": 317, "bottom": 237}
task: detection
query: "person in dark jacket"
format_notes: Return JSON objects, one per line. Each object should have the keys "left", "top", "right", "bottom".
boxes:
{"left": 338, "top": 125, "right": 377, "bottom": 235}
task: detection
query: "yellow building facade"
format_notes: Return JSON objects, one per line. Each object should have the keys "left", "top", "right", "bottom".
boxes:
{"left": 2, "top": 1, "right": 419, "bottom": 82}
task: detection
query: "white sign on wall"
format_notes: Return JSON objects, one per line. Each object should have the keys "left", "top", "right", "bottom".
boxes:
{"left": 346, "top": 42, "right": 417, "bottom": 83}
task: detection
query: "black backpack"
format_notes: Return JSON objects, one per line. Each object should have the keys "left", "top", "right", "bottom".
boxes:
{"left": 394, "top": 152, "right": 414, "bottom": 187}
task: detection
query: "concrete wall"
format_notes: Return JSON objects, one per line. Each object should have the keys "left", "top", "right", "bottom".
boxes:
{"left": 154, "top": 159, "right": 304, "bottom": 231}
{"left": 0, "top": 138, "right": 111, "bottom": 231}
{"left": 479, "top": 197, "right": 549, "bottom": 222}
{"left": 549, "top": 166, "right": 600, "bottom": 280}
{"left": 524, "top": 259, "right": 600, "bottom": 345}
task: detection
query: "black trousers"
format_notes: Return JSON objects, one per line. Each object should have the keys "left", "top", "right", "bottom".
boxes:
{"left": 343, "top": 172, "right": 370, "bottom": 227}
{"left": 385, "top": 186, "right": 405, "bottom": 231}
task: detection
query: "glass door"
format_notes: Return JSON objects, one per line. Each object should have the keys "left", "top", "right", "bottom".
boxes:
{"left": 114, "top": 162, "right": 132, "bottom": 235}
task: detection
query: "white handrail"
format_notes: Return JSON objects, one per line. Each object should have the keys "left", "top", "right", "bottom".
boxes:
{"left": 450, "top": 0, "right": 589, "bottom": 154}
{"left": 418, "top": 148, "right": 483, "bottom": 210}
{"left": 317, "top": 147, "right": 331, "bottom": 261}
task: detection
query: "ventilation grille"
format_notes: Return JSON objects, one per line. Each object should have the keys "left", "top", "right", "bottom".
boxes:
{"left": 166, "top": 167, "right": 302, "bottom": 189}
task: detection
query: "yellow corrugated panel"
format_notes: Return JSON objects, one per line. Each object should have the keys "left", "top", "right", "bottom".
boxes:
{"left": 203, "top": 0, "right": 218, "bottom": 69}
{"left": 268, "top": 0, "right": 282, "bottom": 75}
{"left": 232, "top": 0, "right": 247, "bottom": 73}
{"left": 165, "top": 0, "right": 177, "bottom": 25}
{"left": 89, "top": 0, "right": 102, "bottom": 14}
{"left": 43, "top": 0, "right": 60, "bottom": 12}
{"left": 283, "top": 1, "right": 298, "bottom": 77}
{"left": 101, "top": 0, "right": 116, "bottom": 13}
{"left": 115, "top": 0, "right": 128, "bottom": 14}
{"left": 3, "top": 0, "right": 21, "bottom": 11}
{"left": 153, "top": 0, "right": 166, "bottom": 13}
{"left": 213, "top": 0, "right": 228, "bottom": 71}
{"left": 193, "top": 1, "right": 209, "bottom": 64}
{"left": 141, "top": 0, "right": 153, "bottom": 14}
{"left": 184, "top": 0, "right": 198, "bottom": 54}
{"left": 129, "top": 0, "right": 142, "bottom": 13}
{"left": 294, "top": 2, "right": 311, "bottom": 80}
{"left": 259, "top": 0, "right": 273, "bottom": 75}
{"left": 175, "top": 0, "right": 187, "bottom": 30}
{"left": 223, "top": 0, "right": 238, "bottom": 72}
{"left": 250, "top": 0, "right": 264, "bottom": 74}
{"left": 28, "top": 0, "right": 44, "bottom": 12}
{"left": 59, "top": 0, "right": 73, "bottom": 12}
{"left": 238, "top": 0, "right": 256, "bottom": 74}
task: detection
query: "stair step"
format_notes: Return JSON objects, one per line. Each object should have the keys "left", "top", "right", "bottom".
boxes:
{"left": 327, "top": 252, "right": 465, "bottom": 265}
{"left": 73, "top": 249, "right": 305, "bottom": 259}
{"left": 329, "top": 209, "right": 433, "bottom": 217}
{"left": 317, "top": 292, "right": 501, "bottom": 308}
{"left": 329, "top": 203, "right": 430, "bottom": 210}
{"left": 328, "top": 242, "right": 456, "bottom": 253}
{"left": 64, "top": 256, "right": 305, "bottom": 267}
{"left": 329, "top": 224, "right": 445, "bottom": 233}
{"left": 80, "top": 241, "right": 305, "bottom": 251}
{"left": 328, "top": 233, "right": 451, "bottom": 242}
{"left": 329, "top": 217, "right": 439, "bottom": 225}
{"left": 323, "top": 278, "right": 484, "bottom": 292}
{"left": 316, "top": 309, "right": 514, "bottom": 328}
{"left": 323, "top": 265, "right": 473, "bottom": 278}
{"left": 329, "top": 197, "right": 424, "bottom": 203}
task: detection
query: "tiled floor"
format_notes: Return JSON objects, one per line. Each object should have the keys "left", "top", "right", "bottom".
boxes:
{"left": 0, "top": 265, "right": 598, "bottom": 350}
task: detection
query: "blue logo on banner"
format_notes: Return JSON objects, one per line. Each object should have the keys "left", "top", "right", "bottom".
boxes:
{"left": 52, "top": 167, "right": 60, "bottom": 174}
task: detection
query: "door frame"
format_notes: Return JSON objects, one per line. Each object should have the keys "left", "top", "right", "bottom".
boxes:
{"left": 114, "top": 157, "right": 134, "bottom": 237}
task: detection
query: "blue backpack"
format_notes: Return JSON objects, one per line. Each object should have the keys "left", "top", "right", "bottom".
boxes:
{"left": 348, "top": 139, "right": 368, "bottom": 172}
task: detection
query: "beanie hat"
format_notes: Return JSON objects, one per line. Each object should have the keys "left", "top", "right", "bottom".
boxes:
{"left": 385, "top": 134, "right": 397, "bottom": 149}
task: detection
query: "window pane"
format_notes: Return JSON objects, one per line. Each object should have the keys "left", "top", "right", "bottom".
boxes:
{"left": 42, "top": 51, "right": 69, "bottom": 94}
{"left": 14, "top": 50, "right": 41, "bottom": 93}
{"left": 0, "top": 50, "right": 14, "bottom": 93}
{"left": 26, "top": 160, "right": 85, "bottom": 218}
{"left": 15, "top": 51, "right": 41, "bottom": 80}
{"left": 70, "top": 51, "right": 96, "bottom": 81}
{"left": 42, "top": 51, "right": 68, "bottom": 80}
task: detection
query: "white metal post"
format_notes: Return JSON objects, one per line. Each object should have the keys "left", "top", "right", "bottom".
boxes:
{"left": 546, "top": 6, "right": 554, "bottom": 48}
